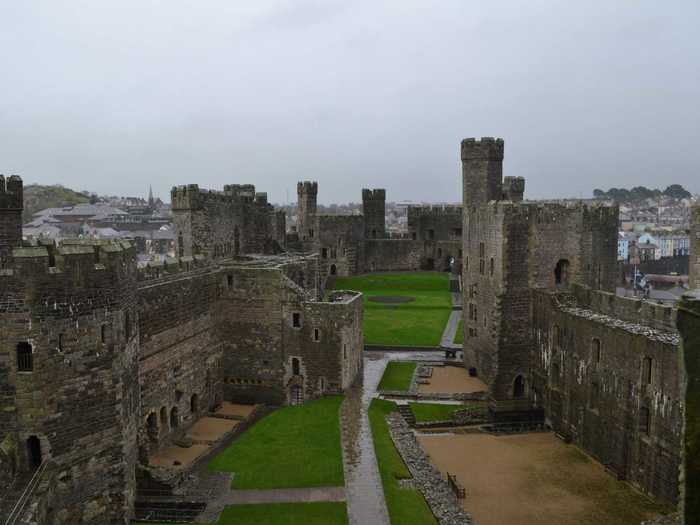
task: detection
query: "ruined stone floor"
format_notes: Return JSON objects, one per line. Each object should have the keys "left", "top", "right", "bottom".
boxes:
{"left": 149, "top": 444, "right": 210, "bottom": 469}
{"left": 417, "top": 365, "right": 488, "bottom": 394}
{"left": 215, "top": 402, "right": 257, "bottom": 419}
{"left": 418, "top": 432, "right": 668, "bottom": 525}
{"left": 186, "top": 417, "right": 238, "bottom": 444}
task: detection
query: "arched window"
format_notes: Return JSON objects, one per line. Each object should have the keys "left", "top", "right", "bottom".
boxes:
{"left": 160, "top": 406, "right": 168, "bottom": 430}
{"left": 551, "top": 362, "right": 560, "bottom": 388}
{"left": 26, "top": 436, "right": 42, "bottom": 469}
{"left": 554, "top": 259, "right": 570, "bottom": 287}
{"left": 292, "top": 358, "right": 300, "bottom": 376}
{"left": 330, "top": 264, "right": 337, "bottom": 276}
{"left": 17, "top": 342, "right": 33, "bottom": 372}
{"left": 513, "top": 375, "right": 525, "bottom": 398}
{"left": 170, "top": 407, "right": 179, "bottom": 428}
{"left": 371, "top": 229, "right": 377, "bottom": 239}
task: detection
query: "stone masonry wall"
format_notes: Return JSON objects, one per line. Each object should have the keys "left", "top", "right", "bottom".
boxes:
{"left": 691, "top": 205, "right": 700, "bottom": 290}
{"left": 0, "top": 241, "right": 139, "bottom": 524}
{"left": 0, "top": 175, "right": 22, "bottom": 265}
{"left": 531, "top": 289, "right": 681, "bottom": 504}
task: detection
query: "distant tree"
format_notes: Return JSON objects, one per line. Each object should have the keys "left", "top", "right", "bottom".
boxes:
{"left": 593, "top": 189, "right": 605, "bottom": 198}
{"left": 662, "top": 184, "right": 691, "bottom": 200}
{"left": 89, "top": 193, "right": 99, "bottom": 204}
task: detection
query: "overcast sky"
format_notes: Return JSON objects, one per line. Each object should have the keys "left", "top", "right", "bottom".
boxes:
{"left": 1, "top": 1, "right": 698, "bottom": 205}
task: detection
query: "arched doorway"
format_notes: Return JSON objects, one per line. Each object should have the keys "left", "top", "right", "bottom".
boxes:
{"left": 170, "top": 407, "right": 179, "bottom": 429}
{"left": 146, "top": 413, "right": 158, "bottom": 442}
{"left": 330, "top": 264, "right": 337, "bottom": 276}
{"left": 190, "top": 394, "right": 199, "bottom": 414}
{"left": 27, "top": 436, "right": 42, "bottom": 469}
{"left": 513, "top": 375, "right": 525, "bottom": 398}
{"left": 290, "top": 385, "right": 303, "bottom": 406}
{"left": 554, "top": 259, "right": 570, "bottom": 287}
{"left": 160, "top": 406, "right": 168, "bottom": 431}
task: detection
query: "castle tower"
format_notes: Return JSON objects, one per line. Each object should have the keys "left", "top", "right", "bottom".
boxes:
{"left": 0, "top": 240, "right": 140, "bottom": 523}
{"left": 0, "top": 174, "right": 23, "bottom": 263}
{"left": 461, "top": 137, "right": 504, "bottom": 208}
{"left": 691, "top": 204, "right": 700, "bottom": 290}
{"left": 297, "top": 181, "right": 318, "bottom": 242}
{"left": 362, "top": 189, "right": 386, "bottom": 239}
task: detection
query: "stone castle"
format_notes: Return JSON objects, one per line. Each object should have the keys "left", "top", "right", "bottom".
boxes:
{"left": 0, "top": 136, "right": 695, "bottom": 522}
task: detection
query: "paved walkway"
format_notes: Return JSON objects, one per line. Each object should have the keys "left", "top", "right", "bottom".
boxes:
{"left": 341, "top": 357, "right": 391, "bottom": 525}
{"left": 440, "top": 309, "right": 463, "bottom": 349}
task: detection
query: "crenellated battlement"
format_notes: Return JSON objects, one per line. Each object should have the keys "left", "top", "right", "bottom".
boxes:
{"left": 502, "top": 176, "right": 525, "bottom": 202}
{"left": 1, "top": 239, "right": 137, "bottom": 285}
{"left": 136, "top": 254, "right": 211, "bottom": 281}
{"left": 0, "top": 175, "right": 23, "bottom": 210}
{"left": 172, "top": 184, "right": 266, "bottom": 210}
{"left": 297, "top": 181, "right": 318, "bottom": 196}
{"left": 362, "top": 188, "right": 386, "bottom": 201}
{"left": 461, "top": 137, "right": 505, "bottom": 160}
{"left": 407, "top": 204, "right": 462, "bottom": 216}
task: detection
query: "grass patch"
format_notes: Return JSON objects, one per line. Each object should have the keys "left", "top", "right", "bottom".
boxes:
{"left": 333, "top": 272, "right": 450, "bottom": 346}
{"left": 453, "top": 319, "right": 464, "bottom": 345}
{"left": 217, "top": 502, "right": 348, "bottom": 525}
{"left": 378, "top": 362, "right": 416, "bottom": 391}
{"left": 369, "top": 399, "right": 437, "bottom": 525}
{"left": 409, "top": 403, "right": 464, "bottom": 423}
{"left": 208, "top": 396, "right": 344, "bottom": 489}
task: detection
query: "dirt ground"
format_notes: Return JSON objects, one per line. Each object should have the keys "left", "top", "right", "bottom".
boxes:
{"left": 418, "top": 432, "right": 667, "bottom": 525}
{"left": 149, "top": 444, "right": 209, "bottom": 469}
{"left": 417, "top": 366, "right": 488, "bottom": 394}
{"left": 215, "top": 402, "right": 257, "bottom": 419}
{"left": 186, "top": 417, "right": 238, "bottom": 443}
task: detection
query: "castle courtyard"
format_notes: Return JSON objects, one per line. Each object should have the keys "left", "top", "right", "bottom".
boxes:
{"left": 418, "top": 432, "right": 669, "bottom": 525}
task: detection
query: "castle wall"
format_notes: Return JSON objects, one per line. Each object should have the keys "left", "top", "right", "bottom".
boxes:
{"left": 0, "top": 175, "right": 22, "bottom": 264}
{"left": 363, "top": 239, "right": 424, "bottom": 272}
{"left": 0, "top": 242, "right": 139, "bottom": 524}
{"left": 531, "top": 288, "right": 681, "bottom": 504}
{"left": 362, "top": 189, "right": 386, "bottom": 239}
{"left": 137, "top": 268, "right": 223, "bottom": 453}
{"left": 316, "top": 215, "right": 364, "bottom": 277}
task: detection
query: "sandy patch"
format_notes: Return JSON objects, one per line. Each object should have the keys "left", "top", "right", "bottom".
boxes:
{"left": 149, "top": 444, "right": 209, "bottom": 469}
{"left": 417, "top": 366, "right": 487, "bottom": 394}
{"left": 418, "top": 432, "right": 664, "bottom": 525}
{"left": 186, "top": 417, "right": 238, "bottom": 443}
{"left": 215, "top": 402, "right": 257, "bottom": 419}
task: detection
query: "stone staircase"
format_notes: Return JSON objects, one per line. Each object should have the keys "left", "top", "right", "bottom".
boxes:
{"left": 397, "top": 404, "right": 416, "bottom": 426}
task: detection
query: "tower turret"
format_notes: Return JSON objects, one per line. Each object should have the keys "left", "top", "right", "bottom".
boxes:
{"left": 0, "top": 175, "right": 23, "bottom": 263}
{"left": 297, "top": 181, "right": 318, "bottom": 242}
{"left": 461, "top": 137, "right": 504, "bottom": 208}
{"left": 362, "top": 189, "right": 386, "bottom": 239}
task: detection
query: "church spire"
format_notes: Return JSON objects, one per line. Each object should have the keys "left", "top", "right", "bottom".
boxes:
{"left": 148, "top": 185, "right": 154, "bottom": 208}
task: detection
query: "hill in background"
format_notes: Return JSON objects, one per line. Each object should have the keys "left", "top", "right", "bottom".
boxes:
{"left": 22, "top": 184, "right": 93, "bottom": 220}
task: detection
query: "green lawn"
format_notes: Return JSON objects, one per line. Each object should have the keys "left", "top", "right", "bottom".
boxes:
{"left": 132, "top": 502, "right": 347, "bottom": 525}
{"left": 333, "top": 272, "right": 451, "bottom": 346}
{"left": 378, "top": 361, "right": 416, "bottom": 391}
{"left": 409, "top": 402, "right": 464, "bottom": 423}
{"left": 368, "top": 399, "right": 437, "bottom": 525}
{"left": 454, "top": 319, "right": 464, "bottom": 345}
{"left": 208, "top": 396, "right": 344, "bottom": 489}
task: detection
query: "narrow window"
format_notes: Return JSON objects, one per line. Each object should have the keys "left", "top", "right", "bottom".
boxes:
{"left": 551, "top": 362, "right": 560, "bottom": 388}
{"left": 313, "top": 328, "right": 320, "bottom": 342}
{"left": 458, "top": 249, "right": 463, "bottom": 258}
{"left": 639, "top": 407, "right": 650, "bottom": 434}
{"left": 101, "top": 324, "right": 107, "bottom": 344}
{"left": 125, "top": 311, "right": 131, "bottom": 338}
{"left": 489, "top": 257, "right": 494, "bottom": 277}
{"left": 437, "top": 248, "right": 442, "bottom": 258}
{"left": 319, "top": 377, "right": 326, "bottom": 392}
{"left": 227, "top": 274, "right": 233, "bottom": 289}
{"left": 642, "top": 357, "right": 653, "bottom": 384}
{"left": 371, "top": 229, "right": 377, "bottom": 239}
{"left": 479, "top": 242, "right": 485, "bottom": 258}
{"left": 411, "top": 232, "right": 417, "bottom": 240}
{"left": 592, "top": 338, "right": 601, "bottom": 363}
{"left": 428, "top": 229, "right": 435, "bottom": 240}
{"left": 190, "top": 394, "right": 199, "bottom": 414}
{"left": 479, "top": 259, "right": 485, "bottom": 275}
{"left": 322, "top": 248, "right": 328, "bottom": 259}
{"left": 17, "top": 342, "right": 33, "bottom": 372}
{"left": 58, "top": 333, "right": 64, "bottom": 352}
{"left": 292, "top": 357, "right": 300, "bottom": 375}
{"left": 343, "top": 344, "right": 347, "bottom": 359}
{"left": 590, "top": 382, "right": 599, "bottom": 409}
{"left": 292, "top": 312, "right": 301, "bottom": 328}
{"left": 170, "top": 407, "right": 179, "bottom": 428}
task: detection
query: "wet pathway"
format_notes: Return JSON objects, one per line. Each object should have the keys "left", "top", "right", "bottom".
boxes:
{"left": 341, "top": 355, "right": 392, "bottom": 525}
{"left": 440, "top": 310, "right": 463, "bottom": 349}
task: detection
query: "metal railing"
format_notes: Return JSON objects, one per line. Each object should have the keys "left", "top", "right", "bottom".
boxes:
{"left": 4, "top": 461, "right": 48, "bottom": 525}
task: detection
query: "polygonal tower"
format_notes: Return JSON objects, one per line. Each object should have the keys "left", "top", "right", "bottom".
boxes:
{"left": 461, "top": 137, "right": 504, "bottom": 209}
{"left": 362, "top": 189, "right": 386, "bottom": 239}
{"left": 0, "top": 174, "right": 23, "bottom": 264}
{"left": 691, "top": 204, "right": 700, "bottom": 290}
{"left": 297, "top": 181, "right": 318, "bottom": 242}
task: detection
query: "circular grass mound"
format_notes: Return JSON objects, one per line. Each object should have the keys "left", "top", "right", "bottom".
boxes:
{"left": 368, "top": 295, "right": 416, "bottom": 304}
